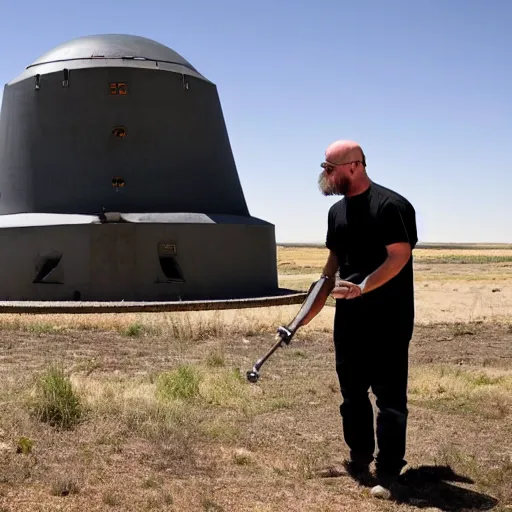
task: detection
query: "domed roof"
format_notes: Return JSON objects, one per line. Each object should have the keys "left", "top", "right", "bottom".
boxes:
{"left": 27, "top": 34, "right": 198, "bottom": 72}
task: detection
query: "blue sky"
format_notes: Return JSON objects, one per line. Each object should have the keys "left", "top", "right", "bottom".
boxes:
{"left": 1, "top": 0, "right": 510, "bottom": 244}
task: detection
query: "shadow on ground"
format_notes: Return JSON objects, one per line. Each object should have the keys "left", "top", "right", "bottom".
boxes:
{"left": 395, "top": 465, "right": 499, "bottom": 511}
{"left": 317, "top": 464, "right": 499, "bottom": 511}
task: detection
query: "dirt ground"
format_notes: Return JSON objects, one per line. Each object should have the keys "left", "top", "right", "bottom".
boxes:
{"left": 0, "top": 321, "right": 511, "bottom": 512}
{"left": 0, "top": 246, "right": 511, "bottom": 511}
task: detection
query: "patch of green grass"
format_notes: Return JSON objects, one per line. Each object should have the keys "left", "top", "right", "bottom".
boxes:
{"left": 200, "top": 368, "right": 249, "bottom": 409}
{"left": 156, "top": 365, "right": 201, "bottom": 401}
{"left": 123, "top": 322, "right": 144, "bottom": 337}
{"left": 155, "top": 364, "right": 250, "bottom": 412}
{"left": 29, "top": 365, "right": 83, "bottom": 429}
{"left": 26, "top": 323, "right": 60, "bottom": 334}
{"left": 16, "top": 437, "right": 34, "bottom": 455}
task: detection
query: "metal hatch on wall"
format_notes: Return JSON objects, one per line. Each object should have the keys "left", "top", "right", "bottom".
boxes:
{"left": 157, "top": 241, "right": 185, "bottom": 282}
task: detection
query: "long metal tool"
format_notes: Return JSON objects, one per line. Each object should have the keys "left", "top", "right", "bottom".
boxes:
{"left": 246, "top": 272, "right": 364, "bottom": 383}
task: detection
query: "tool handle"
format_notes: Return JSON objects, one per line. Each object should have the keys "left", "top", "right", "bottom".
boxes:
{"left": 253, "top": 336, "right": 285, "bottom": 371}
{"left": 278, "top": 271, "right": 366, "bottom": 343}
{"left": 286, "top": 276, "right": 333, "bottom": 332}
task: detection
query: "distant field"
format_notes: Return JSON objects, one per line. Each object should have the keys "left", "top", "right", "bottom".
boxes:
{"left": 279, "top": 242, "right": 512, "bottom": 250}
{"left": 277, "top": 244, "right": 512, "bottom": 274}
{"left": 276, "top": 244, "right": 512, "bottom": 324}
{"left": 413, "top": 248, "right": 512, "bottom": 264}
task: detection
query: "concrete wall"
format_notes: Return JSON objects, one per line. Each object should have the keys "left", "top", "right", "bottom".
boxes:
{"left": 0, "top": 220, "right": 278, "bottom": 301}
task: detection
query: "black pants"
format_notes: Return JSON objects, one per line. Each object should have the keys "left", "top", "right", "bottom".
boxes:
{"left": 333, "top": 302, "right": 412, "bottom": 476}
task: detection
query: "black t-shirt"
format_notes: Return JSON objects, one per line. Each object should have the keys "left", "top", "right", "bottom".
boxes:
{"left": 326, "top": 181, "right": 418, "bottom": 330}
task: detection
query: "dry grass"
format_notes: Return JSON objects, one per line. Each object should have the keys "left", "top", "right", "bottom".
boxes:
{"left": 0, "top": 307, "right": 339, "bottom": 348}
{"left": 277, "top": 245, "right": 330, "bottom": 274}
{"left": 413, "top": 248, "right": 512, "bottom": 262}
{"left": 0, "top": 323, "right": 510, "bottom": 511}
{"left": 277, "top": 244, "right": 512, "bottom": 274}
{"left": 409, "top": 365, "right": 512, "bottom": 420}
{"left": 0, "top": 245, "right": 511, "bottom": 510}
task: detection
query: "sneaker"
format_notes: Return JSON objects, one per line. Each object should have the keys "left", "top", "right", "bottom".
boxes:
{"left": 371, "top": 471, "right": 405, "bottom": 500}
{"left": 370, "top": 483, "right": 393, "bottom": 500}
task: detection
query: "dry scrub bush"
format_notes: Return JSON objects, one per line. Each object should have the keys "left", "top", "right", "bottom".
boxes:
{"left": 28, "top": 365, "right": 83, "bottom": 429}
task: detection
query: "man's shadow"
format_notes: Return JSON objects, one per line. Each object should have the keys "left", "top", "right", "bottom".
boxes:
{"left": 319, "top": 464, "right": 498, "bottom": 511}
{"left": 393, "top": 465, "right": 499, "bottom": 511}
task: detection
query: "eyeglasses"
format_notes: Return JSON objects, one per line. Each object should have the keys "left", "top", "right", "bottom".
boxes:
{"left": 321, "top": 160, "right": 362, "bottom": 173}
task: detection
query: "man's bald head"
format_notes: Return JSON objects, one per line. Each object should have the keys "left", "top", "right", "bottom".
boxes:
{"left": 318, "top": 139, "right": 370, "bottom": 197}
{"left": 325, "top": 140, "right": 366, "bottom": 167}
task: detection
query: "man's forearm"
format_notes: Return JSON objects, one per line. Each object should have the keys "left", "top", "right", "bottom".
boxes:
{"left": 359, "top": 253, "right": 408, "bottom": 294}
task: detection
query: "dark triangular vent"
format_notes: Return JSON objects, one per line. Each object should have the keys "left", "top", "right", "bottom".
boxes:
{"left": 159, "top": 256, "right": 185, "bottom": 282}
{"left": 33, "top": 252, "right": 64, "bottom": 284}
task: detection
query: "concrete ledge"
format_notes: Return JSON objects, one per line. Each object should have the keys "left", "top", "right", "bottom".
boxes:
{"left": 0, "top": 289, "right": 307, "bottom": 314}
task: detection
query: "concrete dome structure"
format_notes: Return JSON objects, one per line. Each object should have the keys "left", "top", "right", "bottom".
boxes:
{"left": 28, "top": 34, "right": 199, "bottom": 71}
{"left": 0, "top": 34, "right": 301, "bottom": 307}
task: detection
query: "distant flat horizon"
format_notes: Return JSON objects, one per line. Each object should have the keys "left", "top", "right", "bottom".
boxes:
{"left": 277, "top": 241, "right": 512, "bottom": 248}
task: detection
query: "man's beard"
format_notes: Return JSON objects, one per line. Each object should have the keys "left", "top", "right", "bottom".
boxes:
{"left": 318, "top": 171, "right": 349, "bottom": 196}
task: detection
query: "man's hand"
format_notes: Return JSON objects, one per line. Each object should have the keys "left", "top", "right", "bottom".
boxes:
{"left": 331, "top": 281, "right": 362, "bottom": 299}
{"left": 332, "top": 242, "right": 412, "bottom": 300}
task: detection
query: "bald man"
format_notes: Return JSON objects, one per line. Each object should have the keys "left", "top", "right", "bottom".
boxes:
{"left": 319, "top": 140, "right": 417, "bottom": 496}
